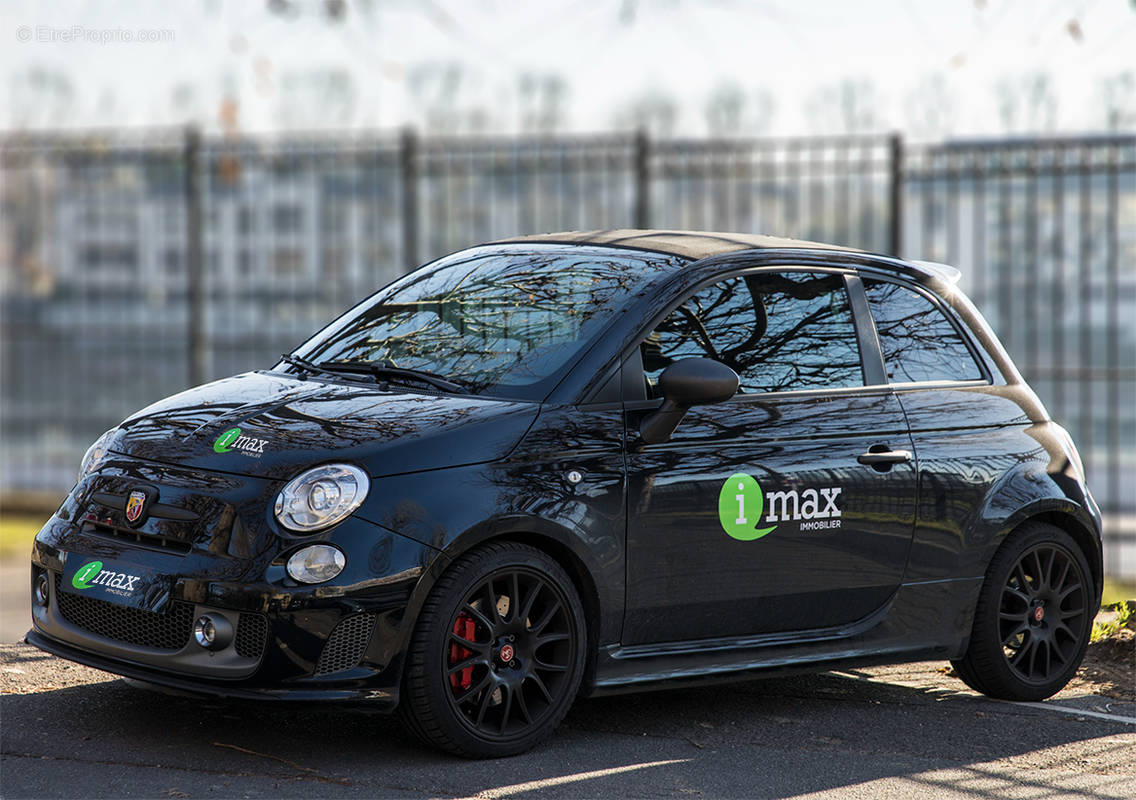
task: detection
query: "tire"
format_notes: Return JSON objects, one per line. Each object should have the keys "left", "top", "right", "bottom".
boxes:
{"left": 951, "top": 522, "right": 1096, "bottom": 702}
{"left": 399, "top": 541, "right": 587, "bottom": 758}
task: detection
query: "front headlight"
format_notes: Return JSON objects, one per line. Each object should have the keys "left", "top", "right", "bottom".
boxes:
{"left": 273, "top": 463, "right": 369, "bottom": 533}
{"left": 78, "top": 428, "right": 117, "bottom": 483}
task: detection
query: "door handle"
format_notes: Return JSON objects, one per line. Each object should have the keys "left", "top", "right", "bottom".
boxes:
{"left": 857, "top": 449, "right": 913, "bottom": 465}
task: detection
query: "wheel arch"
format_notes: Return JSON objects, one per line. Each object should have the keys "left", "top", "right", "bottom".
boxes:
{"left": 980, "top": 499, "right": 1103, "bottom": 609}
{"left": 488, "top": 530, "right": 603, "bottom": 690}
{"left": 974, "top": 458, "right": 1103, "bottom": 605}
{"left": 1011, "top": 509, "right": 1104, "bottom": 604}
{"left": 407, "top": 517, "right": 613, "bottom": 691}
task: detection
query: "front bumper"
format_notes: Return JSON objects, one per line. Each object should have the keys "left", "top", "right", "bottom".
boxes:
{"left": 25, "top": 628, "right": 400, "bottom": 706}
{"left": 28, "top": 539, "right": 424, "bottom": 703}
{"left": 29, "top": 462, "right": 443, "bottom": 703}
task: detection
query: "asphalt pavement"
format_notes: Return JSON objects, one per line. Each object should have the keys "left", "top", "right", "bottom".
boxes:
{"left": 3, "top": 556, "right": 1134, "bottom": 799}
{"left": 2, "top": 641, "right": 1133, "bottom": 798}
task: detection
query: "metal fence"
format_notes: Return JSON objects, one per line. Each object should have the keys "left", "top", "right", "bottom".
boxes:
{"left": 1, "top": 128, "right": 1132, "bottom": 573}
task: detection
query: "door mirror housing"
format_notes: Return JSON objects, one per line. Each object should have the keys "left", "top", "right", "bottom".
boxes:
{"left": 656, "top": 357, "right": 739, "bottom": 406}
{"left": 639, "top": 358, "right": 739, "bottom": 444}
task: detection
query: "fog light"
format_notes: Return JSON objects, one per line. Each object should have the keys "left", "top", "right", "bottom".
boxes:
{"left": 193, "top": 613, "right": 233, "bottom": 650}
{"left": 33, "top": 573, "right": 49, "bottom": 607}
{"left": 286, "top": 544, "right": 346, "bottom": 584}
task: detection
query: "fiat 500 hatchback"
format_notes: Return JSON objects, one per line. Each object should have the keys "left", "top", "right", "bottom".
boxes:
{"left": 29, "top": 230, "right": 1103, "bottom": 757}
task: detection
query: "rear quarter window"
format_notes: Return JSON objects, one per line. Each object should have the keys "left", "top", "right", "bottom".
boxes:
{"left": 863, "top": 278, "right": 984, "bottom": 384}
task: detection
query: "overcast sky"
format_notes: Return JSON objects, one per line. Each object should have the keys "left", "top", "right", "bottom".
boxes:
{"left": 2, "top": 0, "right": 1134, "bottom": 138}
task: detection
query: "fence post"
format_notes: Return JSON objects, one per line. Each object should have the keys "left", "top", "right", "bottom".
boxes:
{"left": 184, "top": 125, "right": 207, "bottom": 387}
{"left": 887, "top": 132, "right": 904, "bottom": 257}
{"left": 400, "top": 127, "right": 419, "bottom": 272}
{"left": 634, "top": 129, "right": 650, "bottom": 229}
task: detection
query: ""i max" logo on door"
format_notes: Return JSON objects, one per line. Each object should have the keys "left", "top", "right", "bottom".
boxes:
{"left": 717, "top": 473, "right": 777, "bottom": 541}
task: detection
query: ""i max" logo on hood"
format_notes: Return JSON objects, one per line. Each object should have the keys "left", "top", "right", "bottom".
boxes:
{"left": 213, "top": 427, "right": 268, "bottom": 456}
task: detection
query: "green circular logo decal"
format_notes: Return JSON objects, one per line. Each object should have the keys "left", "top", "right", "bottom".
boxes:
{"left": 72, "top": 560, "right": 103, "bottom": 590}
{"left": 718, "top": 473, "right": 777, "bottom": 541}
{"left": 213, "top": 427, "right": 241, "bottom": 453}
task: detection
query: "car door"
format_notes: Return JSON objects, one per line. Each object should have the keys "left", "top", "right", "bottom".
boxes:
{"left": 623, "top": 267, "right": 918, "bottom": 645}
{"left": 858, "top": 275, "right": 1019, "bottom": 584}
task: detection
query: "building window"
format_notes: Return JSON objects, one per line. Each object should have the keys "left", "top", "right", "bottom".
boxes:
{"left": 320, "top": 203, "right": 347, "bottom": 236}
{"left": 322, "top": 247, "right": 346, "bottom": 278}
{"left": 81, "top": 206, "right": 139, "bottom": 232}
{"left": 273, "top": 248, "right": 303, "bottom": 276}
{"left": 83, "top": 244, "right": 138, "bottom": 273}
{"left": 163, "top": 204, "right": 185, "bottom": 231}
{"left": 238, "top": 207, "right": 255, "bottom": 235}
{"left": 273, "top": 205, "right": 303, "bottom": 233}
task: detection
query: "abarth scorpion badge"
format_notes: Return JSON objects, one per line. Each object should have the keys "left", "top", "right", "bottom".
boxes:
{"left": 124, "top": 489, "right": 148, "bottom": 525}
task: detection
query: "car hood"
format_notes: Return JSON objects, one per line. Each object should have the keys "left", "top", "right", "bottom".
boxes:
{"left": 106, "top": 371, "right": 540, "bottom": 481}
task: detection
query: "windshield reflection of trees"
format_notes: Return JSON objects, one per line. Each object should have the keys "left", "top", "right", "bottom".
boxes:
{"left": 645, "top": 272, "right": 862, "bottom": 395}
{"left": 300, "top": 251, "right": 670, "bottom": 395}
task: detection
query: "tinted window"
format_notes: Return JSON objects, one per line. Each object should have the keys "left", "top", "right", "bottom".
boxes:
{"left": 642, "top": 271, "right": 863, "bottom": 396}
{"left": 293, "top": 245, "right": 679, "bottom": 399}
{"left": 863, "top": 279, "right": 983, "bottom": 383}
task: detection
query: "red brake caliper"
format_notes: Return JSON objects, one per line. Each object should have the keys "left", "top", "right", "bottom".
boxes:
{"left": 449, "top": 612, "right": 477, "bottom": 692}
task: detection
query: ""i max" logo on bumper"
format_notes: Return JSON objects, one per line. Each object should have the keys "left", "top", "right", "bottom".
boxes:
{"left": 72, "top": 560, "right": 141, "bottom": 592}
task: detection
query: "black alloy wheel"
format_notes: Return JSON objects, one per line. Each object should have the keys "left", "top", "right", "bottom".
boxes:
{"left": 952, "top": 523, "right": 1096, "bottom": 702}
{"left": 400, "top": 541, "right": 586, "bottom": 757}
{"left": 998, "top": 542, "right": 1088, "bottom": 684}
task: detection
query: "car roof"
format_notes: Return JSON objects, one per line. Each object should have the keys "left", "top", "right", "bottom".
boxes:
{"left": 491, "top": 229, "right": 861, "bottom": 261}
{"left": 488, "top": 230, "right": 963, "bottom": 289}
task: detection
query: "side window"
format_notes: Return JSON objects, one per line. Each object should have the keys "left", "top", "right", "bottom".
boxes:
{"left": 863, "top": 279, "right": 984, "bottom": 384}
{"left": 642, "top": 271, "right": 863, "bottom": 396}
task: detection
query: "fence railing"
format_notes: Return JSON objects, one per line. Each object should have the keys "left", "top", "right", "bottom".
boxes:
{"left": 1, "top": 128, "right": 1133, "bottom": 573}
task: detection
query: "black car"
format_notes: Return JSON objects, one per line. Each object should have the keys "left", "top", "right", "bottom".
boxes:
{"left": 29, "top": 230, "right": 1103, "bottom": 757}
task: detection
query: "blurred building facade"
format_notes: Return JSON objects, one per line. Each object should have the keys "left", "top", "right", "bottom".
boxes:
{"left": 1, "top": 130, "right": 1132, "bottom": 573}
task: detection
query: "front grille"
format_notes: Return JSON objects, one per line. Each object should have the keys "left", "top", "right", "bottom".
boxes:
{"left": 235, "top": 613, "right": 268, "bottom": 659}
{"left": 314, "top": 614, "right": 376, "bottom": 676}
{"left": 83, "top": 521, "right": 192, "bottom": 555}
{"left": 55, "top": 575, "right": 194, "bottom": 651}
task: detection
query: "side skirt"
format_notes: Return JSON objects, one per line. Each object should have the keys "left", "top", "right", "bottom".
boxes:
{"left": 585, "top": 577, "right": 983, "bottom": 696}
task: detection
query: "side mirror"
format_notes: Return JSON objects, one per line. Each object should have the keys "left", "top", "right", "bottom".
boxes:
{"left": 639, "top": 358, "right": 739, "bottom": 444}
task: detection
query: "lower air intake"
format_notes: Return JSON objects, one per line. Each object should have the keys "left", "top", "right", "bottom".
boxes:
{"left": 55, "top": 575, "right": 194, "bottom": 651}
{"left": 235, "top": 613, "right": 268, "bottom": 660}
{"left": 314, "top": 613, "right": 376, "bottom": 676}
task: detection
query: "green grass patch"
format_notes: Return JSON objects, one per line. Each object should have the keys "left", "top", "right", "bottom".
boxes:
{"left": 0, "top": 514, "right": 47, "bottom": 558}
{"left": 1091, "top": 600, "right": 1135, "bottom": 643}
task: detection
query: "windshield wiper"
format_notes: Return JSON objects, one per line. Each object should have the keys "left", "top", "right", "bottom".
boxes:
{"left": 319, "top": 360, "right": 470, "bottom": 394}
{"left": 279, "top": 353, "right": 348, "bottom": 381}
{"left": 280, "top": 353, "right": 469, "bottom": 394}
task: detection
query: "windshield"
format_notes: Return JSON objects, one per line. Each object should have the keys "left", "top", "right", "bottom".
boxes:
{"left": 287, "top": 244, "right": 683, "bottom": 399}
